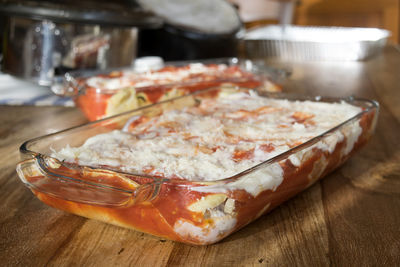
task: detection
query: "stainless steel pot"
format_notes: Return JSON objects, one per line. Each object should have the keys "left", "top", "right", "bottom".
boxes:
{"left": 0, "top": 0, "right": 162, "bottom": 86}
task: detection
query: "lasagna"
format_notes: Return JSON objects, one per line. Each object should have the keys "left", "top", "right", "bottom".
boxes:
{"left": 44, "top": 89, "right": 376, "bottom": 244}
{"left": 73, "top": 63, "right": 280, "bottom": 121}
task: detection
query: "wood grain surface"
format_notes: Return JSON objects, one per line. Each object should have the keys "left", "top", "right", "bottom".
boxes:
{"left": 1, "top": 46, "right": 399, "bottom": 266}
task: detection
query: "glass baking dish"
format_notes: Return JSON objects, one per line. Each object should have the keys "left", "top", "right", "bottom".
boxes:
{"left": 52, "top": 58, "right": 287, "bottom": 121}
{"left": 17, "top": 86, "right": 378, "bottom": 245}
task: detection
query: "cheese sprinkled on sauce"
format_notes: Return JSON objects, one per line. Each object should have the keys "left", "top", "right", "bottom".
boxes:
{"left": 53, "top": 91, "right": 362, "bottom": 183}
{"left": 86, "top": 63, "right": 230, "bottom": 91}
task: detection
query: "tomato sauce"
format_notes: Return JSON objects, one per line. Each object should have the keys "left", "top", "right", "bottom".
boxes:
{"left": 75, "top": 87, "right": 112, "bottom": 121}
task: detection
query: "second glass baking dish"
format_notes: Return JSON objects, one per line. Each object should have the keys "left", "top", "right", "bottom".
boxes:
{"left": 52, "top": 58, "right": 287, "bottom": 121}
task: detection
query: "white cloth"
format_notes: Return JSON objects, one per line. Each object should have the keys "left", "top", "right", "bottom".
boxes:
{"left": 0, "top": 73, "right": 74, "bottom": 106}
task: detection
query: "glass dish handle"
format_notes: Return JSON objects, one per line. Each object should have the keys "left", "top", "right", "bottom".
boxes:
{"left": 16, "top": 157, "right": 159, "bottom": 208}
{"left": 51, "top": 72, "right": 81, "bottom": 97}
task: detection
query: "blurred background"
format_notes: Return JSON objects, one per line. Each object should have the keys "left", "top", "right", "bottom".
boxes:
{"left": 3, "top": 0, "right": 397, "bottom": 52}
{"left": 0, "top": 0, "right": 396, "bottom": 87}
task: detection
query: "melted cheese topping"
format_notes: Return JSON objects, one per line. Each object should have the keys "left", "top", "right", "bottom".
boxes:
{"left": 53, "top": 91, "right": 362, "bottom": 185}
{"left": 85, "top": 63, "right": 246, "bottom": 91}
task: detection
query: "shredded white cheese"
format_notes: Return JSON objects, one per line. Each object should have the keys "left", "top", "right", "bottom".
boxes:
{"left": 53, "top": 91, "right": 362, "bottom": 193}
{"left": 86, "top": 63, "right": 229, "bottom": 91}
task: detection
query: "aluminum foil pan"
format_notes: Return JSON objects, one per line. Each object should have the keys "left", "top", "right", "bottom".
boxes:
{"left": 243, "top": 25, "right": 390, "bottom": 61}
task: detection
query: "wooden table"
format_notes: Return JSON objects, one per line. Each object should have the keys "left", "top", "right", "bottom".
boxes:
{"left": 1, "top": 46, "right": 399, "bottom": 266}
